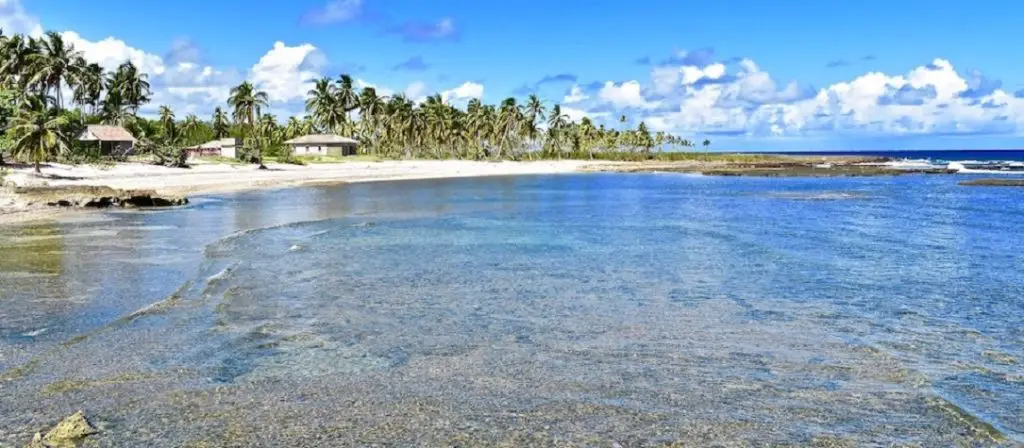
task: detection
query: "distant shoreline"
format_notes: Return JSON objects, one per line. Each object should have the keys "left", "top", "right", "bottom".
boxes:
{"left": 0, "top": 155, "right": 947, "bottom": 226}
{"left": 745, "top": 149, "right": 1024, "bottom": 162}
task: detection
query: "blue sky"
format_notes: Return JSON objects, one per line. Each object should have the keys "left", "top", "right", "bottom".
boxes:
{"left": 5, "top": 0, "right": 1024, "bottom": 150}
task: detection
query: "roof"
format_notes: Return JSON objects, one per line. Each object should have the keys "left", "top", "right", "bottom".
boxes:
{"left": 196, "top": 138, "right": 238, "bottom": 149}
{"left": 78, "top": 125, "right": 136, "bottom": 142}
{"left": 284, "top": 134, "right": 359, "bottom": 145}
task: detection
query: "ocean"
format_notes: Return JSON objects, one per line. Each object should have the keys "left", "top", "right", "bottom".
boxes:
{"left": 754, "top": 149, "right": 1024, "bottom": 162}
{"left": 1, "top": 173, "right": 1022, "bottom": 446}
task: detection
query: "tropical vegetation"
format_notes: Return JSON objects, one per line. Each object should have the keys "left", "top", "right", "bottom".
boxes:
{"left": 0, "top": 29, "right": 711, "bottom": 170}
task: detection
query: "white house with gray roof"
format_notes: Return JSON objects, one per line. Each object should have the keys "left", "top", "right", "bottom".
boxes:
{"left": 284, "top": 134, "right": 359, "bottom": 157}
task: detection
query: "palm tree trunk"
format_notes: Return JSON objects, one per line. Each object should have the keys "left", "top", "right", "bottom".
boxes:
{"left": 35, "top": 161, "right": 42, "bottom": 174}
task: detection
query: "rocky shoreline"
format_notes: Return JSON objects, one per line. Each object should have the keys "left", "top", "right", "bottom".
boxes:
{"left": 0, "top": 184, "right": 188, "bottom": 224}
{"left": 587, "top": 156, "right": 954, "bottom": 177}
{"left": 12, "top": 185, "right": 188, "bottom": 208}
{"left": 959, "top": 178, "right": 1024, "bottom": 187}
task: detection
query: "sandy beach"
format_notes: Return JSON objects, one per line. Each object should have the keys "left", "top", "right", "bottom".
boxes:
{"left": 0, "top": 160, "right": 611, "bottom": 225}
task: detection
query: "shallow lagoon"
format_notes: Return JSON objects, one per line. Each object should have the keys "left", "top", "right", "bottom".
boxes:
{"left": 1, "top": 173, "right": 1022, "bottom": 446}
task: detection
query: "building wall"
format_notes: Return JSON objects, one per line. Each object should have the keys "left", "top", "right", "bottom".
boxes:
{"left": 291, "top": 144, "right": 357, "bottom": 156}
{"left": 221, "top": 146, "right": 236, "bottom": 159}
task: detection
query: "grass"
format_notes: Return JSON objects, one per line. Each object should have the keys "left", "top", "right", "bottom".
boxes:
{"left": 191, "top": 156, "right": 248, "bottom": 165}
{"left": 292, "top": 155, "right": 383, "bottom": 163}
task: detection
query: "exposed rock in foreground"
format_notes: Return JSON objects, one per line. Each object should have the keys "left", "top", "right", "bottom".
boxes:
{"left": 25, "top": 411, "right": 99, "bottom": 447}
{"left": 959, "top": 178, "right": 1024, "bottom": 187}
{"left": 13, "top": 185, "right": 188, "bottom": 208}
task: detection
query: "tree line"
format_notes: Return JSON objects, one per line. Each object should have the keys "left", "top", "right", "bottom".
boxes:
{"left": 0, "top": 29, "right": 712, "bottom": 171}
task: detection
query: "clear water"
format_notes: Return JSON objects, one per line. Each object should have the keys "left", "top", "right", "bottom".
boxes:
{"left": 1, "top": 174, "right": 1022, "bottom": 446}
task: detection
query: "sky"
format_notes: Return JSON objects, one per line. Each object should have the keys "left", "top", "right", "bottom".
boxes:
{"left": 2, "top": 0, "right": 1024, "bottom": 151}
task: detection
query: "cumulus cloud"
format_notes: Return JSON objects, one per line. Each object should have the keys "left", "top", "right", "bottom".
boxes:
{"left": 405, "top": 80, "right": 428, "bottom": 100}
{"left": 0, "top": 0, "right": 42, "bottom": 36}
{"left": 440, "top": 81, "right": 483, "bottom": 103}
{"left": 559, "top": 53, "right": 1024, "bottom": 139}
{"left": 61, "top": 31, "right": 166, "bottom": 75}
{"left": 563, "top": 85, "right": 589, "bottom": 104}
{"left": 598, "top": 81, "right": 658, "bottom": 109}
{"left": 250, "top": 41, "right": 328, "bottom": 104}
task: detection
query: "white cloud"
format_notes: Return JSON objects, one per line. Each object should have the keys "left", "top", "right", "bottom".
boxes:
{"left": 563, "top": 85, "right": 589, "bottom": 104}
{"left": 62, "top": 31, "right": 166, "bottom": 75}
{"left": 405, "top": 81, "right": 428, "bottom": 100}
{"left": 598, "top": 80, "right": 658, "bottom": 109}
{"left": 249, "top": 41, "right": 326, "bottom": 103}
{"left": 440, "top": 81, "right": 484, "bottom": 103}
{"left": 566, "top": 54, "right": 1024, "bottom": 139}
{"left": 563, "top": 106, "right": 608, "bottom": 123}
{"left": 356, "top": 79, "right": 394, "bottom": 97}
{"left": 0, "top": 0, "right": 42, "bottom": 37}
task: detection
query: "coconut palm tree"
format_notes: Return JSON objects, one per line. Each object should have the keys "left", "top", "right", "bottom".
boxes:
{"left": 181, "top": 114, "right": 201, "bottom": 145}
{"left": 228, "top": 81, "right": 268, "bottom": 128}
{"left": 211, "top": 107, "right": 230, "bottom": 138}
{"left": 158, "top": 105, "right": 176, "bottom": 143}
{"left": 305, "top": 77, "right": 339, "bottom": 132}
{"left": 108, "top": 62, "right": 150, "bottom": 114}
{"left": 546, "top": 104, "right": 568, "bottom": 158}
{"left": 28, "top": 31, "right": 82, "bottom": 110}
{"left": 228, "top": 81, "right": 269, "bottom": 167}
{"left": 284, "top": 116, "right": 303, "bottom": 140}
{"left": 336, "top": 74, "right": 360, "bottom": 113}
{"left": 703, "top": 138, "right": 711, "bottom": 154}
{"left": 636, "top": 122, "right": 653, "bottom": 153}
{"left": 71, "top": 61, "right": 104, "bottom": 114}
{"left": 358, "top": 87, "right": 385, "bottom": 151}
{"left": 525, "top": 94, "right": 545, "bottom": 143}
{"left": 7, "top": 95, "right": 69, "bottom": 173}
{"left": 0, "top": 34, "right": 39, "bottom": 90}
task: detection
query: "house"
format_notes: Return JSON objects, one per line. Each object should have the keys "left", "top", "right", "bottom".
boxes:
{"left": 77, "top": 125, "right": 136, "bottom": 157}
{"left": 185, "top": 138, "right": 239, "bottom": 159}
{"left": 284, "top": 134, "right": 359, "bottom": 157}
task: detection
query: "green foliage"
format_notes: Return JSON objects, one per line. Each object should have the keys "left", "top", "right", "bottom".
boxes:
{"left": 1, "top": 27, "right": 718, "bottom": 168}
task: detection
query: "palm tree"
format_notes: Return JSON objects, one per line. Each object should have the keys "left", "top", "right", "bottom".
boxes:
{"left": 108, "top": 62, "right": 150, "bottom": 114}
{"left": 305, "top": 77, "right": 342, "bottom": 133}
{"left": 546, "top": 104, "right": 568, "bottom": 158}
{"left": 71, "top": 61, "right": 104, "bottom": 114}
{"left": 703, "top": 138, "right": 711, "bottom": 154}
{"left": 158, "top": 105, "right": 176, "bottom": 143}
{"left": 336, "top": 74, "right": 360, "bottom": 113}
{"left": 284, "top": 116, "right": 303, "bottom": 140}
{"left": 181, "top": 114, "right": 201, "bottom": 144}
{"left": 525, "top": 94, "right": 545, "bottom": 143}
{"left": 358, "top": 87, "right": 385, "bottom": 152}
{"left": 28, "top": 32, "right": 82, "bottom": 110}
{"left": 7, "top": 95, "right": 69, "bottom": 173}
{"left": 228, "top": 81, "right": 269, "bottom": 167}
{"left": 636, "top": 122, "right": 653, "bottom": 153}
{"left": 212, "top": 107, "right": 230, "bottom": 138}
{"left": 0, "top": 34, "right": 39, "bottom": 90}
{"left": 228, "top": 81, "right": 269, "bottom": 128}
{"left": 99, "top": 90, "right": 131, "bottom": 126}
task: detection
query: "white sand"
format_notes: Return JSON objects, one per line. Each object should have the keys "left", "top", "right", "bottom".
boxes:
{"left": 1, "top": 160, "right": 611, "bottom": 224}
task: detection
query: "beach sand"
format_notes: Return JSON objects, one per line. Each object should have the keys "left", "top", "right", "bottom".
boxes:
{"left": 0, "top": 160, "right": 611, "bottom": 225}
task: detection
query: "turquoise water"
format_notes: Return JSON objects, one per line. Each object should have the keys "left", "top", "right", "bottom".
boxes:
{"left": 1, "top": 173, "right": 1022, "bottom": 446}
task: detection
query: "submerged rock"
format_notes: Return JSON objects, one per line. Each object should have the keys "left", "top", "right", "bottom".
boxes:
{"left": 13, "top": 185, "right": 188, "bottom": 209}
{"left": 24, "top": 433, "right": 46, "bottom": 448}
{"left": 24, "top": 411, "right": 99, "bottom": 447}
